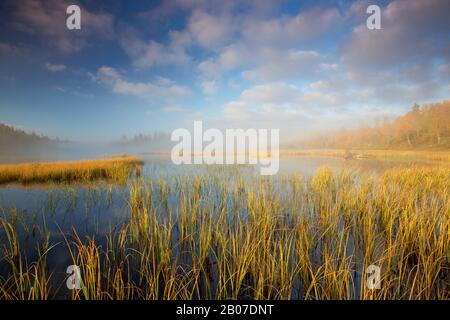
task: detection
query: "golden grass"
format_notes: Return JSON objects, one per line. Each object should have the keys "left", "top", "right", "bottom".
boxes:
{"left": 362, "top": 149, "right": 450, "bottom": 162}
{"left": 281, "top": 149, "right": 450, "bottom": 162}
{"left": 0, "top": 156, "right": 143, "bottom": 185}
{"left": 0, "top": 165, "right": 448, "bottom": 300}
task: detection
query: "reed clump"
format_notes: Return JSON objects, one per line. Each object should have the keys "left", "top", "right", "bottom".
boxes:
{"left": 0, "top": 156, "right": 143, "bottom": 185}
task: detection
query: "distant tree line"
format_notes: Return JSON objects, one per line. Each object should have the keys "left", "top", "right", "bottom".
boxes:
{"left": 0, "top": 124, "right": 63, "bottom": 162}
{"left": 117, "top": 131, "right": 172, "bottom": 151}
{"left": 119, "top": 132, "right": 170, "bottom": 144}
{"left": 299, "top": 101, "right": 450, "bottom": 149}
{"left": 0, "top": 124, "right": 59, "bottom": 149}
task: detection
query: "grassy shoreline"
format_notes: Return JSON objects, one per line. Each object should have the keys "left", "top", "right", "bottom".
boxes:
{"left": 147, "top": 149, "right": 450, "bottom": 162}
{"left": 280, "top": 149, "right": 450, "bottom": 162}
{"left": 0, "top": 156, "right": 143, "bottom": 185}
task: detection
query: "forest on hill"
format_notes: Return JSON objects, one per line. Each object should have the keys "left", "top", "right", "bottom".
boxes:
{"left": 298, "top": 101, "right": 450, "bottom": 150}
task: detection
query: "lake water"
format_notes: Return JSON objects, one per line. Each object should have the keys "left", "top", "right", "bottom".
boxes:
{"left": 0, "top": 155, "right": 445, "bottom": 298}
{"left": 0, "top": 154, "right": 442, "bottom": 240}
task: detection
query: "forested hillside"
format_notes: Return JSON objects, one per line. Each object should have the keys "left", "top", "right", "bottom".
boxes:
{"left": 299, "top": 101, "right": 450, "bottom": 149}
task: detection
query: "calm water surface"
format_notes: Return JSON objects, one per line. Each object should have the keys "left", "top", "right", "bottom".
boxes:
{"left": 0, "top": 154, "right": 441, "bottom": 236}
{"left": 0, "top": 155, "right": 443, "bottom": 297}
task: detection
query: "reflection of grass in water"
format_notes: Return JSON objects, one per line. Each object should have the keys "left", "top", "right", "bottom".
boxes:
{"left": 0, "top": 156, "right": 143, "bottom": 185}
{"left": 0, "top": 166, "right": 448, "bottom": 299}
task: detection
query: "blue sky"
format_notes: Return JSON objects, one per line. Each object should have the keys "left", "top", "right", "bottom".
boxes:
{"left": 0, "top": 0, "right": 449, "bottom": 141}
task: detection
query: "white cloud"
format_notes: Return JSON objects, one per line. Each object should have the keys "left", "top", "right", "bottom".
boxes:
{"left": 223, "top": 100, "right": 248, "bottom": 120}
{"left": 200, "top": 81, "right": 217, "bottom": 95}
{"left": 341, "top": 0, "right": 450, "bottom": 70}
{"left": 242, "top": 49, "right": 324, "bottom": 81}
{"left": 156, "top": 76, "right": 176, "bottom": 86}
{"left": 197, "top": 42, "right": 252, "bottom": 78}
{"left": 92, "top": 66, "right": 191, "bottom": 100}
{"left": 121, "top": 6, "right": 239, "bottom": 69}
{"left": 45, "top": 62, "right": 67, "bottom": 72}
{"left": 7, "top": 0, "right": 447, "bottom": 138}
{"left": 241, "top": 6, "right": 341, "bottom": 47}
{"left": 118, "top": 3, "right": 343, "bottom": 78}
{"left": 194, "top": 6, "right": 342, "bottom": 79}
{"left": 222, "top": 82, "right": 305, "bottom": 122}
{"left": 198, "top": 59, "right": 222, "bottom": 78}
{"left": 119, "top": 28, "right": 191, "bottom": 68}
{"left": 219, "top": 76, "right": 432, "bottom": 134}
{"left": 319, "top": 63, "right": 339, "bottom": 71}
{"left": 12, "top": 0, "right": 114, "bottom": 53}
{"left": 188, "top": 10, "right": 235, "bottom": 49}
{"left": 239, "top": 83, "right": 299, "bottom": 104}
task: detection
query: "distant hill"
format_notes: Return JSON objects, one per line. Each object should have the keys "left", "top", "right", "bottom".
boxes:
{"left": 295, "top": 101, "right": 450, "bottom": 150}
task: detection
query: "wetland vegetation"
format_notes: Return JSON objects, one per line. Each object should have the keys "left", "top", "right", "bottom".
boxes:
{"left": 0, "top": 156, "right": 448, "bottom": 300}
{"left": 0, "top": 156, "right": 143, "bottom": 185}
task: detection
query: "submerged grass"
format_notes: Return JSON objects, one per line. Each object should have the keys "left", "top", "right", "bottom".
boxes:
{"left": 0, "top": 165, "right": 448, "bottom": 300}
{"left": 0, "top": 156, "right": 143, "bottom": 185}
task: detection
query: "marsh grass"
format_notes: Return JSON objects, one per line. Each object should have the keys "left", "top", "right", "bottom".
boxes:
{"left": 0, "top": 219, "right": 54, "bottom": 299}
{"left": 0, "top": 156, "right": 143, "bottom": 185}
{"left": 0, "top": 165, "right": 448, "bottom": 300}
